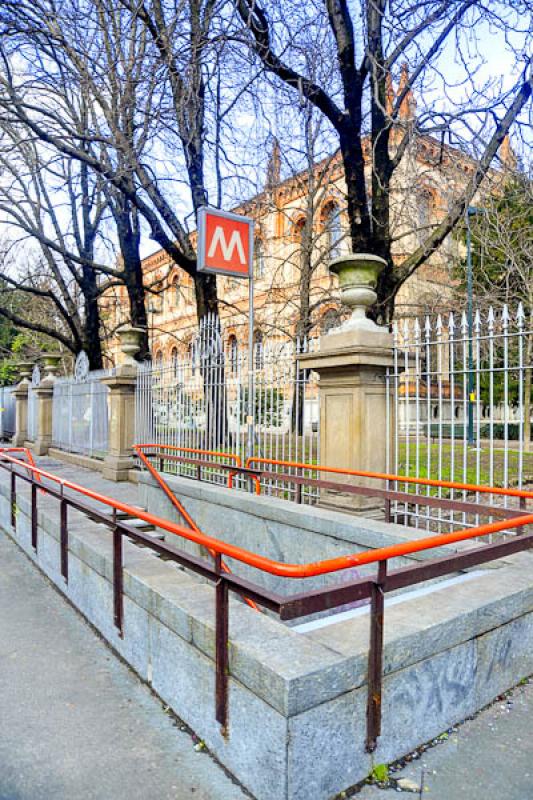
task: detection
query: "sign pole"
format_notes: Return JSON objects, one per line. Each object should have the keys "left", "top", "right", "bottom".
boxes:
{"left": 196, "top": 205, "right": 256, "bottom": 467}
{"left": 247, "top": 273, "right": 255, "bottom": 463}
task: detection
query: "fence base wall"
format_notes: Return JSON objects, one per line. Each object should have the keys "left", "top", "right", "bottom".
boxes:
{"left": 1, "top": 471, "right": 533, "bottom": 800}
{"left": 138, "top": 473, "right": 475, "bottom": 598}
{"left": 47, "top": 447, "right": 105, "bottom": 473}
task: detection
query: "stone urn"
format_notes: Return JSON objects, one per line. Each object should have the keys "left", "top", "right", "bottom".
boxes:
{"left": 329, "top": 253, "right": 387, "bottom": 332}
{"left": 117, "top": 325, "right": 145, "bottom": 367}
{"left": 16, "top": 360, "right": 34, "bottom": 382}
{"left": 41, "top": 352, "right": 62, "bottom": 379}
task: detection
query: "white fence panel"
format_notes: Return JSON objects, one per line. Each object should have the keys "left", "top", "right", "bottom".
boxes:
{"left": 52, "top": 360, "right": 111, "bottom": 458}
{"left": 0, "top": 385, "right": 17, "bottom": 440}
{"left": 27, "top": 366, "right": 40, "bottom": 442}
{"left": 388, "top": 304, "right": 533, "bottom": 534}
{"left": 135, "top": 320, "right": 320, "bottom": 503}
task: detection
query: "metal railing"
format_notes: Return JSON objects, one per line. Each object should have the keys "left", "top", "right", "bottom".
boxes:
{"left": 27, "top": 366, "right": 40, "bottom": 442}
{"left": 1, "top": 449, "right": 532, "bottom": 752}
{"left": 0, "top": 385, "right": 16, "bottom": 440}
{"left": 52, "top": 368, "right": 111, "bottom": 458}
{"left": 388, "top": 305, "right": 533, "bottom": 533}
{"left": 135, "top": 321, "right": 320, "bottom": 501}
{"left": 136, "top": 445, "right": 531, "bottom": 538}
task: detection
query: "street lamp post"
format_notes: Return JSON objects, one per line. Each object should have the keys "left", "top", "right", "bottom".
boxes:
{"left": 466, "top": 206, "right": 482, "bottom": 446}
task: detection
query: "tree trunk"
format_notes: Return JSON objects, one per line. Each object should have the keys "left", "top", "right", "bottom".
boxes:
{"left": 115, "top": 204, "right": 150, "bottom": 361}
{"left": 81, "top": 266, "right": 104, "bottom": 370}
{"left": 338, "top": 124, "right": 371, "bottom": 252}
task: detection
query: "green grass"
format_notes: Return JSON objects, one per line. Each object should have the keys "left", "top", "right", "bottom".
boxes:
{"left": 152, "top": 434, "right": 533, "bottom": 494}
{"left": 397, "top": 441, "right": 533, "bottom": 491}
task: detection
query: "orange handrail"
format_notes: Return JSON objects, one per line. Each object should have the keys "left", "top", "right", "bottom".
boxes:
{"left": 134, "top": 443, "right": 254, "bottom": 491}
{"left": 133, "top": 444, "right": 259, "bottom": 611}
{"left": 0, "top": 447, "right": 41, "bottom": 484}
{"left": 227, "top": 470, "right": 262, "bottom": 494}
{"left": 135, "top": 443, "right": 241, "bottom": 466}
{"left": 133, "top": 444, "right": 206, "bottom": 532}
{"left": 245, "top": 456, "right": 533, "bottom": 500}
{"left": 1, "top": 451, "right": 532, "bottom": 579}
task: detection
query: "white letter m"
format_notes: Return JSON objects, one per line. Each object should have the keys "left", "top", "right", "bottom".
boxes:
{"left": 208, "top": 226, "right": 246, "bottom": 264}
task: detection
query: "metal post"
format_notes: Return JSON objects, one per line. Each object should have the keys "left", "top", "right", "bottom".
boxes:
{"left": 466, "top": 210, "right": 474, "bottom": 445}
{"left": 31, "top": 482, "right": 38, "bottom": 551}
{"left": 247, "top": 274, "right": 255, "bottom": 464}
{"left": 215, "top": 552, "right": 229, "bottom": 733}
{"left": 113, "top": 512, "right": 124, "bottom": 637}
{"left": 89, "top": 378, "right": 94, "bottom": 455}
{"left": 366, "top": 560, "right": 387, "bottom": 752}
{"left": 10, "top": 468, "right": 16, "bottom": 530}
{"left": 466, "top": 206, "right": 484, "bottom": 447}
{"left": 60, "top": 485, "right": 68, "bottom": 582}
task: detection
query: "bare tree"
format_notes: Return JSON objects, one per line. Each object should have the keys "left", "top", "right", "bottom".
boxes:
{"left": 0, "top": 0, "right": 234, "bottom": 327}
{"left": 0, "top": 128, "right": 114, "bottom": 367}
{"left": 235, "top": 0, "right": 533, "bottom": 323}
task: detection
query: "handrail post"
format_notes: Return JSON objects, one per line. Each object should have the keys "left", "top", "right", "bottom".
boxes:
{"left": 31, "top": 480, "right": 38, "bottom": 551}
{"left": 384, "top": 489, "right": 391, "bottom": 523}
{"left": 10, "top": 466, "right": 16, "bottom": 530}
{"left": 366, "top": 559, "right": 387, "bottom": 752}
{"left": 60, "top": 483, "right": 68, "bottom": 583}
{"left": 215, "top": 552, "right": 229, "bottom": 735}
{"left": 113, "top": 509, "right": 124, "bottom": 637}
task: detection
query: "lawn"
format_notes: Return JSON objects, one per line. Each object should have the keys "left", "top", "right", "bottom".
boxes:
{"left": 397, "top": 441, "right": 533, "bottom": 490}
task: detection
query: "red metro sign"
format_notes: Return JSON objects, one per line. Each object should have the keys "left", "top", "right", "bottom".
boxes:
{"left": 197, "top": 207, "right": 254, "bottom": 278}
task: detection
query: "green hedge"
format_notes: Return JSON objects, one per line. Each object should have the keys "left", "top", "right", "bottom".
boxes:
{"left": 427, "top": 423, "right": 532, "bottom": 441}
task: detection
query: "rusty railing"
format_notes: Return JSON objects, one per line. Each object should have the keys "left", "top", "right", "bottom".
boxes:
{"left": 1, "top": 449, "right": 533, "bottom": 751}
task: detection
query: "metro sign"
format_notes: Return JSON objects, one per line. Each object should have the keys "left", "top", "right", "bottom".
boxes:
{"left": 197, "top": 206, "right": 254, "bottom": 278}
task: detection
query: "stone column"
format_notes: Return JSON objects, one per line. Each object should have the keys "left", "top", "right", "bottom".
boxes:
{"left": 12, "top": 361, "right": 33, "bottom": 447}
{"left": 101, "top": 326, "right": 144, "bottom": 481}
{"left": 33, "top": 354, "right": 62, "bottom": 456}
{"left": 300, "top": 254, "right": 394, "bottom": 518}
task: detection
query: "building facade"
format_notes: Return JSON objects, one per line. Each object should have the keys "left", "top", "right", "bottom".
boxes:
{"left": 103, "top": 69, "right": 513, "bottom": 365}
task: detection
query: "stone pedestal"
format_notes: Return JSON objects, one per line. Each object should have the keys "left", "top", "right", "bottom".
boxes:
{"left": 301, "top": 326, "right": 394, "bottom": 517}
{"left": 12, "top": 381, "right": 30, "bottom": 447}
{"left": 34, "top": 379, "right": 55, "bottom": 455}
{"left": 300, "top": 252, "right": 396, "bottom": 517}
{"left": 101, "top": 366, "right": 137, "bottom": 481}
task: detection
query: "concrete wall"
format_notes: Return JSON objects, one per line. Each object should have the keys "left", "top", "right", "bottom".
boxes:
{"left": 2, "top": 473, "right": 533, "bottom": 800}
{"left": 138, "top": 472, "right": 475, "bottom": 597}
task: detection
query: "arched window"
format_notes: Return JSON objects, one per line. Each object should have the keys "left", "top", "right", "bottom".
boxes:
{"left": 417, "top": 189, "right": 436, "bottom": 239}
{"left": 293, "top": 216, "right": 309, "bottom": 270}
{"left": 292, "top": 216, "right": 306, "bottom": 242}
{"left": 320, "top": 308, "right": 340, "bottom": 334}
{"left": 253, "top": 239, "right": 265, "bottom": 280}
{"left": 153, "top": 349, "right": 163, "bottom": 369}
{"left": 227, "top": 335, "right": 238, "bottom": 373}
{"left": 169, "top": 274, "right": 180, "bottom": 309}
{"left": 253, "top": 329, "right": 263, "bottom": 370}
{"left": 187, "top": 339, "right": 199, "bottom": 375}
{"left": 323, "top": 202, "right": 342, "bottom": 258}
{"left": 170, "top": 346, "right": 180, "bottom": 377}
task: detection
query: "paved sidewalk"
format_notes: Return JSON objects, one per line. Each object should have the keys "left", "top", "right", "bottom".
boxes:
{"left": 0, "top": 532, "right": 247, "bottom": 800}
{"left": 355, "top": 678, "right": 533, "bottom": 799}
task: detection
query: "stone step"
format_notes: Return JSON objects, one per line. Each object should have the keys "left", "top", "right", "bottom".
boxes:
{"left": 122, "top": 517, "right": 155, "bottom": 532}
{"left": 114, "top": 506, "right": 147, "bottom": 520}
